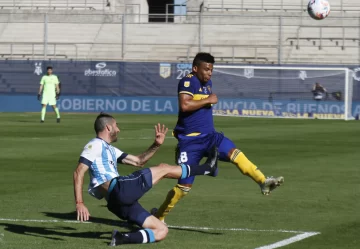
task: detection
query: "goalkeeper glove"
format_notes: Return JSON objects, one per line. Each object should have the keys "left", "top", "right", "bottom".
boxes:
{"left": 37, "top": 94, "right": 41, "bottom": 101}
{"left": 56, "top": 93, "right": 60, "bottom": 100}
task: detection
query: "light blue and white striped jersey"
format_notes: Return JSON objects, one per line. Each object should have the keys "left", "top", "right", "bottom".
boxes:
{"left": 79, "top": 138, "right": 128, "bottom": 199}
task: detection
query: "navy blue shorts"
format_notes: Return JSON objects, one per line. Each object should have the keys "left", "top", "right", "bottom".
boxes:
{"left": 176, "top": 131, "right": 236, "bottom": 185}
{"left": 107, "top": 168, "right": 153, "bottom": 227}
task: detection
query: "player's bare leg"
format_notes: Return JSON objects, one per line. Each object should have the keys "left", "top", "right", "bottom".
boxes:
{"left": 151, "top": 146, "right": 218, "bottom": 185}
{"left": 110, "top": 215, "right": 168, "bottom": 246}
{"left": 109, "top": 148, "right": 218, "bottom": 246}
{"left": 51, "top": 105, "right": 61, "bottom": 123}
{"left": 153, "top": 147, "right": 219, "bottom": 223}
{"left": 109, "top": 163, "right": 207, "bottom": 246}
{"left": 228, "top": 148, "right": 284, "bottom": 195}
{"left": 41, "top": 104, "right": 46, "bottom": 123}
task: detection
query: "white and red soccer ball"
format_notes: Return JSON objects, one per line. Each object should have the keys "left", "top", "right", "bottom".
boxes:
{"left": 307, "top": 0, "right": 331, "bottom": 20}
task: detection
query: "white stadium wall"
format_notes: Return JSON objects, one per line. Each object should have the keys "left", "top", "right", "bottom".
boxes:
{"left": 0, "top": 0, "right": 359, "bottom": 64}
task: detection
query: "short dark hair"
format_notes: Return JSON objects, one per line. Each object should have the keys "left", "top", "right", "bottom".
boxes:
{"left": 47, "top": 66, "right": 53, "bottom": 70}
{"left": 193, "top": 52, "right": 215, "bottom": 67}
{"left": 94, "top": 112, "right": 114, "bottom": 134}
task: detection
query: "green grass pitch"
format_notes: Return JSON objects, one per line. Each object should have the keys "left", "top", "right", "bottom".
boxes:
{"left": 0, "top": 113, "right": 359, "bottom": 249}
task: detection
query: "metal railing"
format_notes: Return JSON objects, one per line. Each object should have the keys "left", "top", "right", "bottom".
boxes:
{"left": 0, "top": 42, "right": 78, "bottom": 60}
{"left": 0, "top": 0, "right": 108, "bottom": 11}
{"left": 206, "top": 0, "right": 360, "bottom": 13}
{"left": 290, "top": 25, "right": 360, "bottom": 51}
{"left": 0, "top": 13, "right": 359, "bottom": 64}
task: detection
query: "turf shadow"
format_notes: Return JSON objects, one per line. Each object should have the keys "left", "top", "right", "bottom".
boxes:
{"left": 43, "top": 212, "right": 222, "bottom": 235}
{"left": 0, "top": 222, "right": 109, "bottom": 241}
{"left": 43, "top": 211, "right": 137, "bottom": 229}
{"left": 169, "top": 227, "right": 222, "bottom": 235}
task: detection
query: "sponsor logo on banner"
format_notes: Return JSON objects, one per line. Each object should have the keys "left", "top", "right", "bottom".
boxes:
{"left": 34, "top": 62, "right": 42, "bottom": 76}
{"left": 352, "top": 68, "right": 360, "bottom": 81}
{"left": 95, "top": 62, "right": 106, "bottom": 70}
{"left": 176, "top": 63, "right": 192, "bottom": 79}
{"left": 299, "top": 71, "right": 307, "bottom": 80}
{"left": 244, "top": 68, "right": 254, "bottom": 79}
{"left": 84, "top": 62, "right": 116, "bottom": 77}
{"left": 159, "top": 63, "right": 171, "bottom": 78}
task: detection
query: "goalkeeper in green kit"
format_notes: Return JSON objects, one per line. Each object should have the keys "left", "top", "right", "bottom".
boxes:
{"left": 37, "top": 66, "right": 61, "bottom": 123}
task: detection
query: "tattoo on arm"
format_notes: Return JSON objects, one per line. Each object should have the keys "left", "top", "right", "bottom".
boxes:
{"left": 137, "top": 142, "right": 160, "bottom": 165}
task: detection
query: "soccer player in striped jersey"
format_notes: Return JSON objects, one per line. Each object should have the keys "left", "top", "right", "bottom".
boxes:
{"left": 73, "top": 113, "right": 218, "bottom": 246}
{"left": 152, "top": 53, "right": 284, "bottom": 223}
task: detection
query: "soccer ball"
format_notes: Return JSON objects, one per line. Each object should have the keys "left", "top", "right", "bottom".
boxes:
{"left": 307, "top": 0, "right": 331, "bottom": 20}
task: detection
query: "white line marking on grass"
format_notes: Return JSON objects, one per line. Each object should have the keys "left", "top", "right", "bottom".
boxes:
{"left": 254, "top": 232, "right": 320, "bottom": 249}
{"left": 166, "top": 225, "right": 312, "bottom": 234}
{"left": 118, "top": 137, "right": 175, "bottom": 140}
{"left": 0, "top": 218, "right": 320, "bottom": 248}
{"left": 56, "top": 137, "right": 175, "bottom": 141}
{"left": 0, "top": 218, "right": 90, "bottom": 224}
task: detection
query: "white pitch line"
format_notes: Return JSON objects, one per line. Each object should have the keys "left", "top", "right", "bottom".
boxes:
{"left": 0, "top": 218, "right": 320, "bottom": 249}
{"left": 0, "top": 218, "right": 317, "bottom": 234}
{"left": 53, "top": 137, "right": 174, "bottom": 141}
{"left": 0, "top": 218, "right": 90, "bottom": 224}
{"left": 254, "top": 232, "right": 320, "bottom": 249}
{"left": 167, "top": 225, "right": 310, "bottom": 234}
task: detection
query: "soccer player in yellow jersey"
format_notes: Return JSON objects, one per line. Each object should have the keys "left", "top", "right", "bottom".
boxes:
{"left": 152, "top": 53, "right": 284, "bottom": 223}
{"left": 37, "top": 66, "right": 61, "bottom": 123}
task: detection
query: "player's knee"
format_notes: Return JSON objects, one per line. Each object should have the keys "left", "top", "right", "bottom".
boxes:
{"left": 176, "top": 184, "right": 192, "bottom": 197}
{"left": 157, "top": 163, "right": 171, "bottom": 172}
{"left": 228, "top": 148, "right": 242, "bottom": 162}
{"left": 158, "top": 163, "right": 169, "bottom": 168}
{"left": 153, "top": 224, "right": 168, "bottom": 241}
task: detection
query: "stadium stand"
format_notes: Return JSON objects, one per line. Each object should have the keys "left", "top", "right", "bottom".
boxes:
{"left": 0, "top": 0, "right": 358, "bottom": 64}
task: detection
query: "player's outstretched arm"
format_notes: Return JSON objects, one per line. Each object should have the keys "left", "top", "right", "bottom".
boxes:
{"left": 121, "top": 123, "right": 168, "bottom": 167}
{"left": 179, "top": 93, "right": 218, "bottom": 112}
{"left": 73, "top": 163, "right": 90, "bottom": 222}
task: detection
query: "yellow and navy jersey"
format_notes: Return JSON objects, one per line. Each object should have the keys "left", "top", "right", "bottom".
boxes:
{"left": 174, "top": 72, "right": 215, "bottom": 136}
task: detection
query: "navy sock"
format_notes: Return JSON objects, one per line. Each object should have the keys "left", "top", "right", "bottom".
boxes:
{"left": 118, "top": 229, "right": 155, "bottom": 244}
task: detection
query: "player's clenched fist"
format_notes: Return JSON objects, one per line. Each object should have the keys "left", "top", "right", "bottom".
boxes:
{"left": 207, "top": 93, "right": 218, "bottom": 104}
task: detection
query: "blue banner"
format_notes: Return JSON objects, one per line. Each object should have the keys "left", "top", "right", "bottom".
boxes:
{"left": 0, "top": 59, "right": 359, "bottom": 119}
{"left": 0, "top": 95, "right": 178, "bottom": 114}
{"left": 58, "top": 96, "right": 176, "bottom": 114}
{"left": 0, "top": 60, "right": 359, "bottom": 100}
{"left": 1, "top": 95, "right": 360, "bottom": 119}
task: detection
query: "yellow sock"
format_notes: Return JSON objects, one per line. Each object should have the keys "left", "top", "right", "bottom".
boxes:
{"left": 156, "top": 184, "right": 190, "bottom": 222}
{"left": 230, "top": 149, "right": 266, "bottom": 184}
